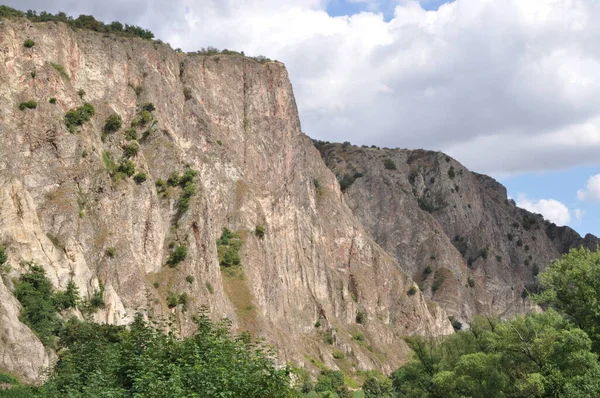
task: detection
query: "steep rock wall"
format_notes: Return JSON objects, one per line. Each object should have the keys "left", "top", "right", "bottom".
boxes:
{"left": 0, "top": 19, "right": 451, "bottom": 383}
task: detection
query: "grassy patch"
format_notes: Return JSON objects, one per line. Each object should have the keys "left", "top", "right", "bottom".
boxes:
{"left": 221, "top": 266, "right": 257, "bottom": 332}
{"left": 50, "top": 62, "right": 69, "bottom": 80}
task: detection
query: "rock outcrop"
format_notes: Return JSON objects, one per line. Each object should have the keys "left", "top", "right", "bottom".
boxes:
{"left": 317, "top": 143, "right": 599, "bottom": 324}
{"left": 0, "top": 18, "right": 451, "bottom": 383}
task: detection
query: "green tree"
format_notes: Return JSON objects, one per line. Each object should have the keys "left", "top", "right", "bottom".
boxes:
{"left": 14, "top": 264, "right": 62, "bottom": 346}
{"left": 533, "top": 247, "right": 600, "bottom": 351}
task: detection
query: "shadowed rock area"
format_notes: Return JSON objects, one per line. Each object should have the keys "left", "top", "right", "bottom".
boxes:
{"left": 316, "top": 142, "right": 599, "bottom": 324}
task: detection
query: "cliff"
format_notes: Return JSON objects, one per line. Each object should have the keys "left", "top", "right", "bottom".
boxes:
{"left": 317, "top": 143, "right": 599, "bottom": 324}
{"left": 0, "top": 18, "right": 452, "bottom": 384}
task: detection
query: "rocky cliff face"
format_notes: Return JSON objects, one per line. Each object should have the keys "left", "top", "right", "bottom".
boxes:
{"left": 317, "top": 143, "right": 599, "bottom": 324}
{"left": 0, "top": 19, "right": 452, "bottom": 383}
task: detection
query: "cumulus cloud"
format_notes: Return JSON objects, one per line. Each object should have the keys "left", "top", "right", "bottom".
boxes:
{"left": 577, "top": 174, "right": 600, "bottom": 201}
{"left": 8, "top": 0, "right": 600, "bottom": 175}
{"left": 516, "top": 194, "right": 571, "bottom": 226}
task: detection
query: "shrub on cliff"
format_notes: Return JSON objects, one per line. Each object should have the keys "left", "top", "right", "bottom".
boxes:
{"left": 103, "top": 113, "right": 122, "bottom": 134}
{"left": 217, "top": 228, "right": 243, "bottom": 268}
{"left": 18, "top": 100, "right": 37, "bottom": 110}
{"left": 14, "top": 264, "right": 63, "bottom": 347}
{"left": 64, "top": 103, "right": 95, "bottom": 132}
{"left": 167, "top": 244, "right": 188, "bottom": 267}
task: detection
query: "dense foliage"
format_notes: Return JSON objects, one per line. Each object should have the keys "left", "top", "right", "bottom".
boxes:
{"left": 64, "top": 103, "right": 95, "bottom": 132}
{"left": 217, "top": 228, "right": 243, "bottom": 268}
{"left": 533, "top": 247, "right": 600, "bottom": 351}
{"left": 13, "top": 264, "right": 63, "bottom": 346}
{"left": 7, "top": 314, "right": 293, "bottom": 397}
{"left": 0, "top": 6, "right": 154, "bottom": 40}
{"left": 391, "top": 310, "right": 600, "bottom": 397}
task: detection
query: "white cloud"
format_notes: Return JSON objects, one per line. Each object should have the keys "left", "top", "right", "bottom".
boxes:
{"left": 516, "top": 194, "right": 571, "bottom": 226}
{"left": 10, "top": 0, "right": 600, "bottom": 175}
{"left": 577, "top": 174, "right": 600, "bottom": 201}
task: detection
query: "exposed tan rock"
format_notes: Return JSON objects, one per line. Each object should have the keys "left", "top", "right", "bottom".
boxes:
{"left": 0, "top": 19, "right": 451, "bottom": 383}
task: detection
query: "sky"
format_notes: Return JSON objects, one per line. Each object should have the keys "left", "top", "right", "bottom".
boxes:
{"left": 6, "top": 0, "right": 599, "bottom": 237}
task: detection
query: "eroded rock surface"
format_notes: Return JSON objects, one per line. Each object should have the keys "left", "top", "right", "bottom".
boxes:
{"left": 0, "top": 19, "right": 451, "bottom": 383}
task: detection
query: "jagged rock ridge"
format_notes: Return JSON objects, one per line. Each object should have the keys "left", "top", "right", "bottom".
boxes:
{"left": 317, "top": 142, "right": 599, "bottom": 323}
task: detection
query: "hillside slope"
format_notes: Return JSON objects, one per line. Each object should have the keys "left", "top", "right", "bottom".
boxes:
{"left": 0, "top": 18, "right": 451, "bottom": 383}
{"left": 317, "top": 142, "right": 599, "bottom": 323}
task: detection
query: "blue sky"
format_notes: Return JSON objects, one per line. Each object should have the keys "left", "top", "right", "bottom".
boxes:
{"left": 501, "top": 168, "right": 600, "bottom": 237}
{"left": 7, "top": 0, "right": 600, "bottom": 239}
{"left": 327, "top": 0, "right": 451, "bottom": 19}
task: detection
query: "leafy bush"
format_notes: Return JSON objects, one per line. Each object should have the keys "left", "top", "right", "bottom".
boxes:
{"left": 105, "top": 247, "right": 116, "bottom": 258}
{"left": 255, "top": 225, "right": 265, "bottom": 238}
{"left": 141, "top": 103, "right": 156, "bottom": 112}
{"left": 18, "top": 100, "right": 37, "bottom": 110}
{"left": 533, "top": 247, "right": 600, "bottom": 351}
{"left": 217, "top": 228, "right": 243, "bottom": 268}
{"left": 124, "top": 127, "right": 138, "bottom": 140}
{"left": 407, "top": 286, "right": 417, "bottom": 296}
{"left": 339, "top": 173, "right": 363, "bottom": 191}
{"left": 467, "top": 277, "right": 475, "bottom": 288}
{"left": 449, "top": 315, "right": 462, "bottom": 331}
{"left": 24, "top": 39, "right": 35, "bottom": 48}
{"left": 4, "top": 9, "right": 155, "bottom": 40}
{"left": 64, "top": 103, "right": 95, "bottom": 132}
{"left": 423, "top": 265, "right": 432, "bottom": 277}
{"left": 115, "top": 159, "right": 134, "bottom": 178}
{"left": 8, "top": 313, "right": 292, "bottom": 396}
{"left": 314, "top": 369, "right": 349, "bottom": 396}
{"left": 167, "top": 244, "right": 188, "bottom": 268}
{"left": 332, "top": 350, "right": 345, "bottom": 360}
{"left": 167, "top": 291, "right": 179, "bottom": 308}
{"left": 133, "top": 172, "right": 147, "bottom": 184}
{"left": 0, "top": 371, "right": 18, "bottom": 385}
{"left": 122, "top": 142, "right": 139, "bottom": 158}
{"left": 49, "top": 97, "right": 57, "bottom": 104}
{"left": 363, "top": 375, "right": 392, "bottom": 398}
{"left": 183, "top": 87, "right": 192, "bottom": 100}
{"left": 352, "top": 332, "right": 365, "bottom": 342}
{"left": 131, "top": 110, "right": 153, "bottom": 127}
{"left": 167, "top": 172, "right": 181, "bottom": 187}
{"left": 0, "top": 246, "right": 7, "bottom": 266}
{"left": 356, "top": 310, "right": 366, "bottom": 324}
{"left": 103, "top": 113, "right": 122, "bottom": 134}
{"left": 53, "top": 280, "right": 79, "bottom": 311}
{"left": 185, "top": 275, "right": 194, "bottom": 284}
{"left": 391, "top": 310, "right": 600, "bottom": 398}
{"left": 14, "top": 264, "right": 62, "bottom": 346}
{"left": 448, "top": 166, "right": 456, "bottom": 179}
{"left": 383, "top": 158, "right": 397, "bottom": 170}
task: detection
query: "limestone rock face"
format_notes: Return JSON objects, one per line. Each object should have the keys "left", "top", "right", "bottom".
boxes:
{"left": 0, "top": 19, "right": 451, "bottom": 383}
{"left": 318, "top": 143, "right": 599, "bottom": 324}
